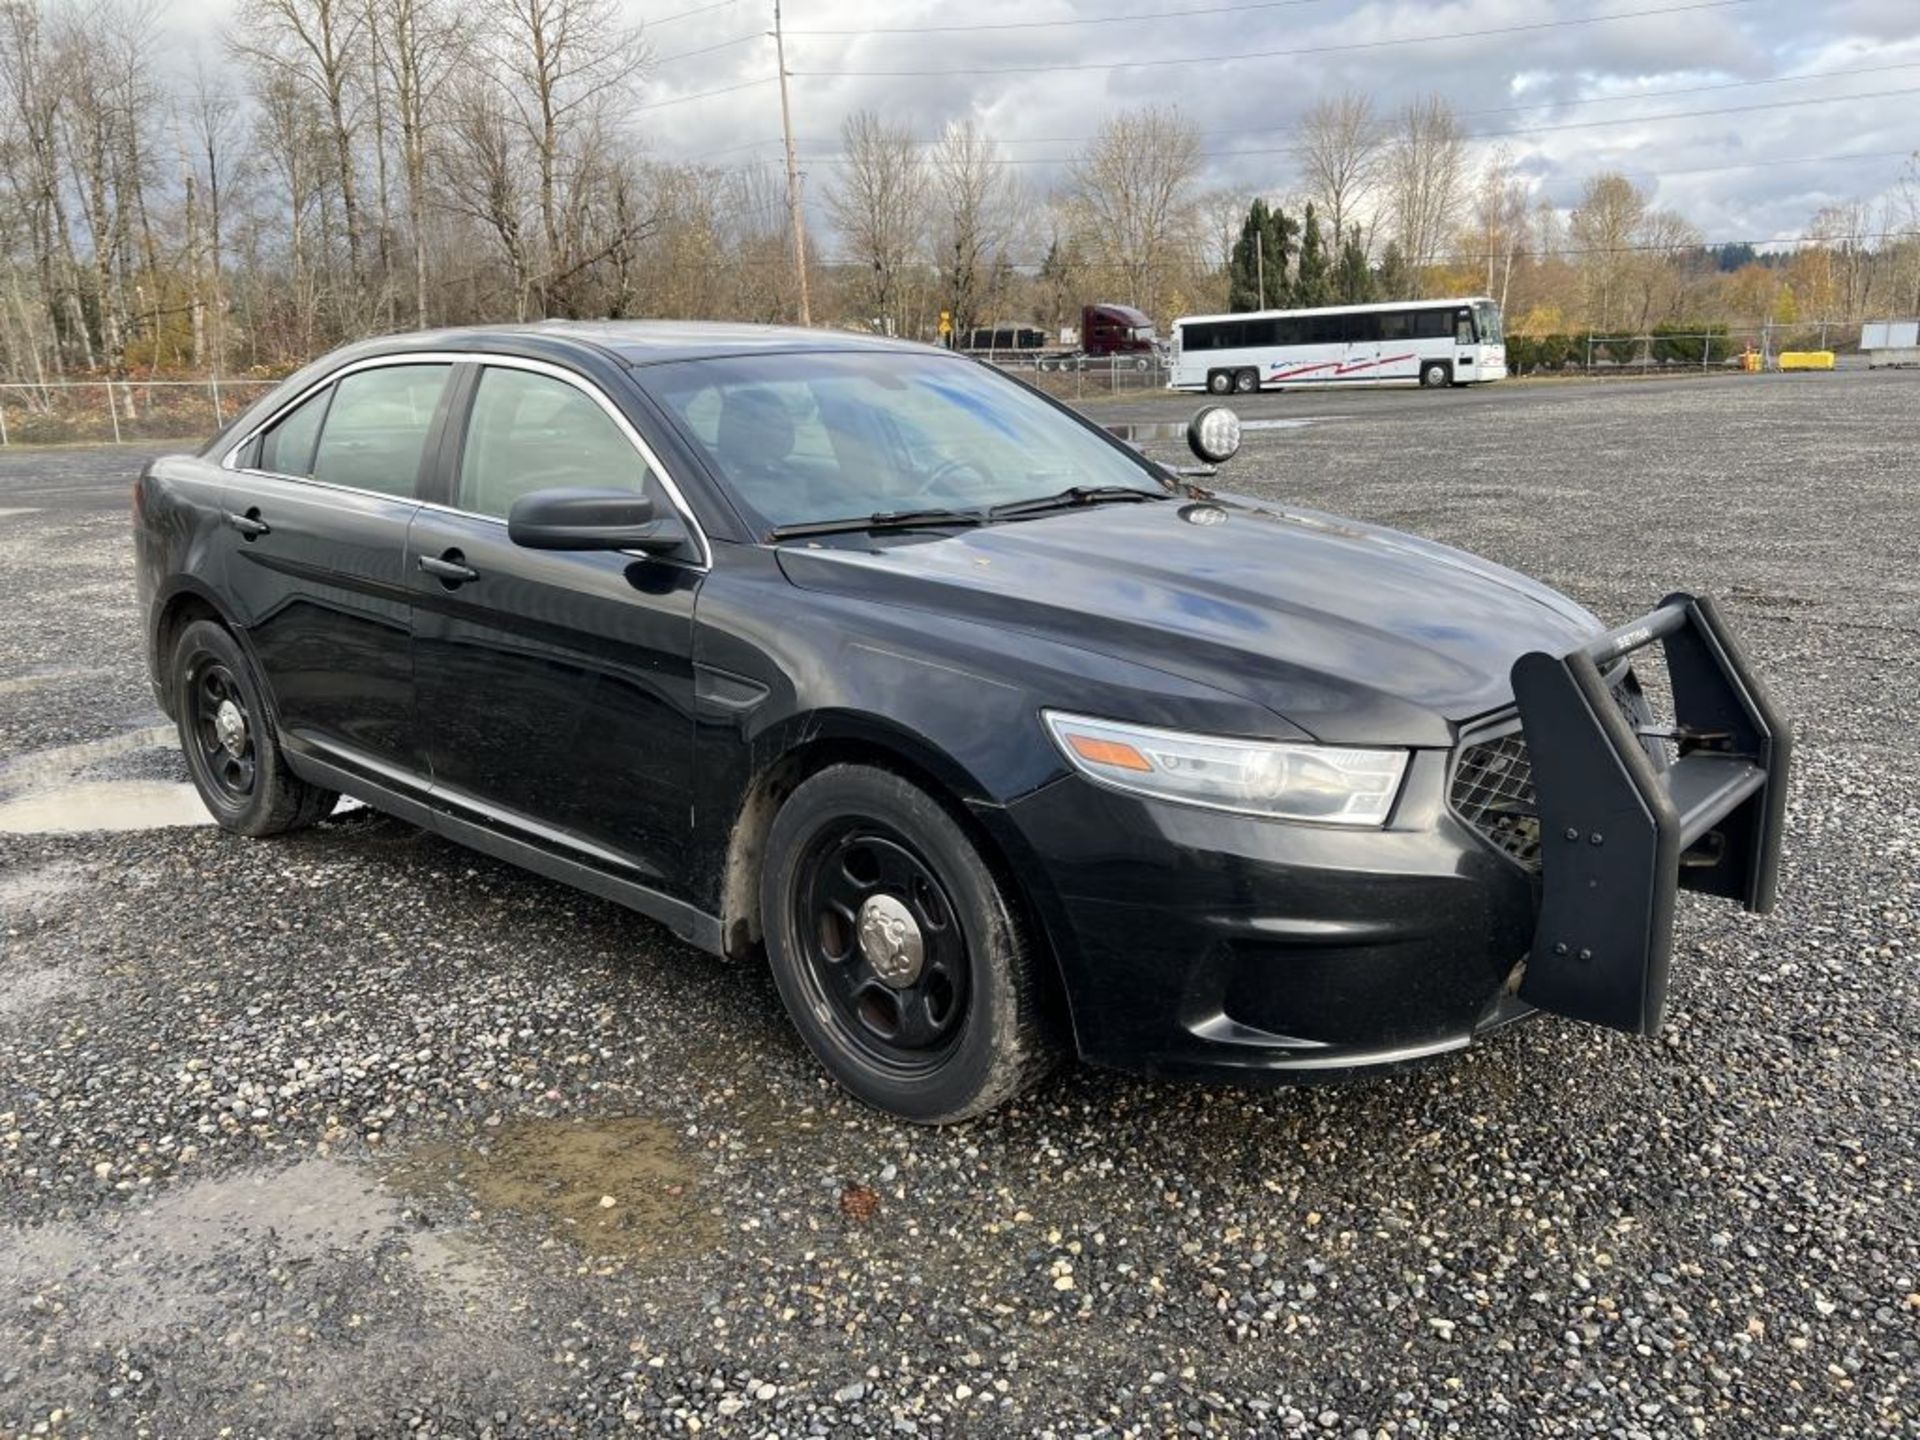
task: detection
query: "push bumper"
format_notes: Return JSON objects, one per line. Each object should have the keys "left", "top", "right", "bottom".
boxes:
{"left": 1510, "top": 592, "right": 1790, "bottom": 1034}
{"left": 1000, "top": 591, "right": 1788, "bottom": 1081}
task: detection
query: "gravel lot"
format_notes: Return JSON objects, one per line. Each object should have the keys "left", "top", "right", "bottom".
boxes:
{"left": 1, "top": 372, "right": 1916, "bottom": 1439}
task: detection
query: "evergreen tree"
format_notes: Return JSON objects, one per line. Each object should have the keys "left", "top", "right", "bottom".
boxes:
{"left": 1334, "top": 224, "right": 1374, "bottom": 304}
{"left": 1228, "top": 199, "right": 1299, "bottom": 311}
{"left": 1375, "top": 240, "right": 1412, "bottom": 301}
{"left": 1295, "top": 203, "right": 1332, "bottom": 308}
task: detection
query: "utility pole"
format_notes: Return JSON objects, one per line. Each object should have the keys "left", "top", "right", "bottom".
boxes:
{"left": 773, "top": 0, "right": 812, "bottom": 326}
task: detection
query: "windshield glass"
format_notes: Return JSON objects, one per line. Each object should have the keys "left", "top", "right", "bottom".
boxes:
{"left": 644, "top": 351, "right": 1166, "bottom": 530}
{"left": 1475, "top": 302, "right": 1504, "bottom": 344}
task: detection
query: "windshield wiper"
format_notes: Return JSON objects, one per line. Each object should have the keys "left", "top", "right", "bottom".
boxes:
{"left": 767, "top": 507, "right": 985, "bottom": 541}
{"left": 987, "top": 484, "right": 1170, "bottom": 520}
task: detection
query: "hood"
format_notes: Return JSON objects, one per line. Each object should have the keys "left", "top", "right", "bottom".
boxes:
{"left": 774, "top": 496, "right": 1603, "bottom": 746}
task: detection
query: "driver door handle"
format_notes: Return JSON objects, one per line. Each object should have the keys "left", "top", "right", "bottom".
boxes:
{"left": 418, "top": 551, "right": 479, "bottom": 585}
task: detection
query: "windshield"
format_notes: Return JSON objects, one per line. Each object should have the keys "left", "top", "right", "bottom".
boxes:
{"left": 1474, "top": 302, "right": 1504, "bottom": 344}
{"left": 645, "top": 351, "right": 1167, "bottom": 530}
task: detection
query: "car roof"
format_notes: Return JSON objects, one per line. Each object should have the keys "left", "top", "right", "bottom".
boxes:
{"left": 348, "top": 319, "right": 942, "bottom": 368}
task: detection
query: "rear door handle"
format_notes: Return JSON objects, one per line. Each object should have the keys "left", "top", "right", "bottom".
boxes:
{"left": 418, "top": 551, "right": 479, "bottom": 585}
{"left": 224, "top": 509, "right": 270, "bottom": 539}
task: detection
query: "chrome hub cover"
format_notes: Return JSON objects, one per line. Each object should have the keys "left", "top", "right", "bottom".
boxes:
{"left": 214, "top": 698, "right": 248, "bottom": 758}
{"left": 857, "top": 893, "right": 924, "bottom": 989}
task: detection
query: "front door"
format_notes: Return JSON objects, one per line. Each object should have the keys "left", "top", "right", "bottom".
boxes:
{"left": 221, "top": 362, "right": 455, "bottom": 779}
{"left": 407, "top": 362, "right": 701, "bottom": 892}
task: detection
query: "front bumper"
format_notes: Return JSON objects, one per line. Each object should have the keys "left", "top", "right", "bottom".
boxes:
{"left": 1001, "top": 592, "right": 1788, "bottom": 1082}
{"left": 1003, "top": 750, "right": 1542, "bottom": 1080}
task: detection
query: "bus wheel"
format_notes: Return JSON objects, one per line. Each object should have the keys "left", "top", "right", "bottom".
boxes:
{"left": 1207, "top": 370, "right": 1233, "bottom": 395}
{"left": 1420, "top": 361, "right": 1452, "bottom": 389}
{"left": 1233, "top": 369, "right": 1259, "bottom": 394}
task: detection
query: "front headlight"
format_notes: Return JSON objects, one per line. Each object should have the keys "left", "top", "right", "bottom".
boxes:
{"left": 1043, "top": 710, "right": 1409, "bottom": 825}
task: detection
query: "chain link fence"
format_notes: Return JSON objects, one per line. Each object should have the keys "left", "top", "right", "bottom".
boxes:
{"left": 980, "top": 353, "right": 1169, "bottom": 401}
{"left": 0, "top": 377, "right": 281, "bottom": 447}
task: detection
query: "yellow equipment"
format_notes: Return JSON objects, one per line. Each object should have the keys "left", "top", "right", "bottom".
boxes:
{"left": 1777, "top": 351, "right": 1835, "bottom": 371}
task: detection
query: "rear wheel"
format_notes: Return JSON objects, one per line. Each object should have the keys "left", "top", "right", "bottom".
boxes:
{"left": 1420, "top": 360, "right": 1452, "bottom": 389}
{"left": 760, "top": 764, "right": 1057, "bottom": 1122}
{"left": 1207, "top": 369, "right": 1233, "bottom": 395}
{"left": 1233, "top": 368, "right": 1260, "bottom": 394}
{"left": 173, "top": 619, "right": 337, "bottom": 837}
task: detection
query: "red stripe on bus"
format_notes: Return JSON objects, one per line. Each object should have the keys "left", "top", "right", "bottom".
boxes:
{"left": 1334, "top": 352, "right": 1417, "bottom": 375}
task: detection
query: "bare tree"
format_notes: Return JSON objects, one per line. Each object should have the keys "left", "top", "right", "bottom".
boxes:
{"left": 1297, "top": 92, "right": 1381, "bottom": 255}
{"left": 485, "top": 0, "right": 647, "bottom": 315}
{"left": 1066, "top": 104, "right": 1202, "bottom": 318}
{"left": 1568, "top": 172, "right": 1647, "bottom": 330}
{"left": 931, "top": 117, "right": 1016, "bottom": 343}
{"left": 1381, "top": 95, "right": 1467, "bottom": 289}
{"left": 231, "top": 0, "right": 370, "bottom": 297}
{"left": 1470, "top": 147, "right": 1530, "bottom": 311}
{"left": 374, "top": 0, "right": 461, "bottom": 328}
{"left": 437, "top": 77, "right": 530, "bottom": 317}
{"left": 825, "top": 109, "right": 927, "bottom": 336}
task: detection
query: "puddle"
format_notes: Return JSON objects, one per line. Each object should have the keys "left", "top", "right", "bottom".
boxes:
{"left": 0, "top": 724, "right": 217, "bottom": 834}
{"left": 0, "top": 778, "right": 211, "bottom": 834}
{"left": 392, "top": 1115, "right": 718, "bottom": 1260}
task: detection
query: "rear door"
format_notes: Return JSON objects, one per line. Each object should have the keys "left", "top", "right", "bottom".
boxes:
{"left": 221, "top": 361, "right": 455, "bottom": 781}
{"left": 406, "top": 361, "right": 702, "bottom": 892}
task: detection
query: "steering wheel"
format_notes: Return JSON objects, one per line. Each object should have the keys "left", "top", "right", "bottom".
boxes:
{"left": 909, "top": 456, "right": 990, "bottom": 504}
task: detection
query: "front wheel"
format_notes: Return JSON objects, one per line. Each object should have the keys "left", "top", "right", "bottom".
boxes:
{"left": 760, "top": 765, "right": 1058, "bottom": 1122}
{"left": 1420, "top": 360, "right": 1452, "bottom": 389}
{"left": 173, "top": 619, "right": 337, "bottom": 836}
{"left": 1206, "top": 370, "right": 1233, "bottom": 395}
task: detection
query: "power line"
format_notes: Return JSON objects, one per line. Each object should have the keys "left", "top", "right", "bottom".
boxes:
{"left": 791, "top": 0, "right": 1762, "bottom": 78}
{"left": 782, "top": 86, "right": 1920, "bottom": 168}
{"left": 652, "top": 31, "right": 764, "bottom": 65}
{"left": 631, "top": 76, "right": 777, "bottom": 113}
{"left": 646, "top": 0, "right": 739, "bottom": 29}
{"left": 788, "top": 0, "right": 1337, "bottom": 36}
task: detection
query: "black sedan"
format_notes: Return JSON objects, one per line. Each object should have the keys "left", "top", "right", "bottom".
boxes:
{"left": 133, "top": 323, "right": 1790, "bottom": 1121}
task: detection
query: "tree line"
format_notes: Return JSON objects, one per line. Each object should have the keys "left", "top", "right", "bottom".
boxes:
{"left": 2, "top": 0, "right": 1917, "bottom": 389}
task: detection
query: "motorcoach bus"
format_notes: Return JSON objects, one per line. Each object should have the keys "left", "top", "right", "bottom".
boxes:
{"left": 1169, "top": 297, "right": 1506, "bottom": 394}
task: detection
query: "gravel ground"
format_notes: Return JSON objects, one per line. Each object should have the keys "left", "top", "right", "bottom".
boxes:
{"left": 0, "top": 373, "right": 1915, "bottom": 1439}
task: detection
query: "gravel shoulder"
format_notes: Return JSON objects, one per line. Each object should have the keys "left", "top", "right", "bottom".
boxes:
{"left": 0, "top": 375, "right": 1915, "bottom": 1438}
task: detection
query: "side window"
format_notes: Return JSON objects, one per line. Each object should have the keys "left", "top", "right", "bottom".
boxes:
{"left": 1272, "top": 317, "right": 1306, "bottom": 346}
{"left": 1346, "top": 312, "right": 1383, "bottom": 344}
{"left": 1379, "top": 311, "right": 1413, "bottom": 342}
{"left": 1242, "top": 319, "right": 1276, "bottom": 347}
{"left": 1304, "top": 314, "right": 1345, "bottom": 345}
{"left": 1412, "top": 309, "right": 1451, "bottom": 340}
{"left": 258, "top": 386, "right": 330, "bottom": 477}
{"left": 1455, "top": 309, "right": 1476, "bottom": 344}
{"left": 458, "top": 367, "right": 655, "bottom": 519}
{"left": 311, "top": 364, "right": 452, "bottom": 497}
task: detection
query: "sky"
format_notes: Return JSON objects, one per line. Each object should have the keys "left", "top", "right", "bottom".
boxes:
{"left": 182, "top": 0, "right": 1920, "bottom": 251}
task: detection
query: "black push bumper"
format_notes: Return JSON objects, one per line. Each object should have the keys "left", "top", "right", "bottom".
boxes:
{"left": 1511, "top": 592, "right": 1791, "bottom": 1035}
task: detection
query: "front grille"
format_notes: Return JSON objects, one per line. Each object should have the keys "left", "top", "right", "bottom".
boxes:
{"left": 1449, "top": 677, "right": 1654, "bottom": 871}
{"left": 1451, "top": 731, "right": 1541, "bottom": 868}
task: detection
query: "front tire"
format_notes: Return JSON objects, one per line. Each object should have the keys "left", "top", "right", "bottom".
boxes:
{"left": 1420, "top": 360, "right": 1452, "bottom": 389}
{"left": 760, "top": 765, "right": 1057, "bottom": 1122}
{"left": 1207, "top": 369, "right": 1233, "bottom": 395}
{"left": 172, "top": 619, "right": 337, "bottom": 837}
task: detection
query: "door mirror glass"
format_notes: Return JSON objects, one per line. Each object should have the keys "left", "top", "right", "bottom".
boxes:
{"left": 507, "top": 487, "right": 683, "bottom": 553}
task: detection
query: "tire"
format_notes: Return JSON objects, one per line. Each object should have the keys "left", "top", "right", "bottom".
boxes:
{"left": 1233, "top": 368, "right": 1259, "bottom": 394}
{"left": 760, "top": 764, "right": 1058, "bottom": 1122}
{"left": 172, "top": 619, "right": 338, "bottom": 837}
{"left": 1420, "top": 360, "right": 1452, "bottom": 389}
{"left": 1207, "top": 370, "right": 1233, "bottom": 395}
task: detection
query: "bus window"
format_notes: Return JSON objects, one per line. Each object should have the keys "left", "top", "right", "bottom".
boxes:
{"left": 1243, "top": 319, "right": 1276, "bottom": 347}
{"left": 1455, "top": 310, "right": 1476, "bottom": 344}
{"left": 1347, "top": 312, "right": 1383, "bottom": 343}
{"left": 1379, "top": 311, "right": 1412, "bottom": 341}
{"left": 1305, "top": 315, "right": 1345, "bottom": 345}
{"left": 1412, "top": 310, "right": 1450, "bottom": 340}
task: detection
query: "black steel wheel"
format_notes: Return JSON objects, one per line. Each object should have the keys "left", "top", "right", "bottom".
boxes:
{"left": 792, "top": 820, "right": 970, "bottom": 1073}
{"left": 172, "top": 619, "right": 337, "bottom": 836}
{"left": 761, "top": 764, "right": 1059, "bottom": 1122}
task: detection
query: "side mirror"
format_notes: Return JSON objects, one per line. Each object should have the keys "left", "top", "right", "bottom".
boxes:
{"left": 507, "top": 487, "right": 686, "bottom": 555}
{"left": 1187, "top": 405, "right": 1242, "bottom": 465}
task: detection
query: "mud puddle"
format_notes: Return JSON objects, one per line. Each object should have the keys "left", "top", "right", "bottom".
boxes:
{"left": 0, "top": 723, "right": 216, "bottom": 834}
{"left": 391, "top": 1114, "right": 719, "bottom": 1261}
